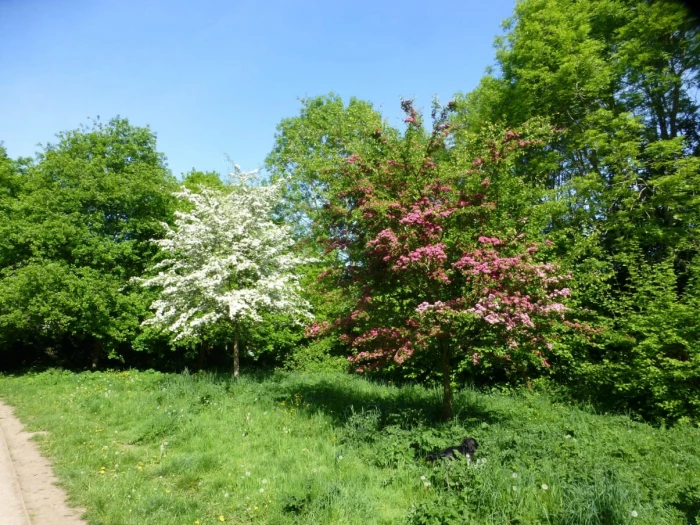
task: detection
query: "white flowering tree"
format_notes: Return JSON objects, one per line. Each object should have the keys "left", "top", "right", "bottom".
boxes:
{"left": 137, "top": 167, "right": 314, "bottom": 378}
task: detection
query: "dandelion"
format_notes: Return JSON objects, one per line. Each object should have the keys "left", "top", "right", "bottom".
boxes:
{"left": 420, "top": 475, "right": 427, "bottom": 481}
{"left": 262, "top": 478, "right": 268, "bottom": 484}
{"left": 195, "top": 521, "right": 200, "bottom": 524}
{"left": 423, "top": 481, "right": 431, "bottom": 487}
{"left": 631, "top": 510, "right": 638, "bottom": 518}
{"left": 312, "top": 468, "right": 318, "bottom": 473}
{"left": 512, "top": 486, "right": 518, "bottom": 491}
{"left": 219, "top": 516, "right": 225, "bottom": 522}
{"left": 245, "top": 471, "right": 251, "bottom": 476}
{"left": 259, "top": 488, "right": 264, "bottom": 493}
{"left": 338, "top": 455, "right": 344, "bottom": 461}
{"left": 512, "top": 472, "right": 518, "bottom": 479}
{"left": 541, "top": 484, "right": 549, "bottom": 490}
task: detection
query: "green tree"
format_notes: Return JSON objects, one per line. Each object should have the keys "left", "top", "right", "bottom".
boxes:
{"left": 454, "top": 0, "right": 700, "bottom": 421}
{"left": 0, "top": 118, "right": 176, "bottom": 367}
{"left": 266, "top": 93, "right": 390, "bottom": 236}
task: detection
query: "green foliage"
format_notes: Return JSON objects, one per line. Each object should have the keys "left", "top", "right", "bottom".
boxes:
{"left": 1, "top": 370, "right": 699, "bottom": 523}
{"left": 451, "top": 0, "right": 700, "bottom": 422}
{"left": 561, "top": 250, "right": 700, "bottom": 423}
{"left": 285, "top": 336, "right": 349, "bottom": 373}
{"left": 0, "top": 118, "right": 176, "bottom": 367}
{"left": 180, "top": 169, "right": 226, "bottom": 193}
{"left": 266, "top": 94, "right": 388, "bottom": 230}
{"left": 243, "top": 312, "right": 306, "bottom": 367}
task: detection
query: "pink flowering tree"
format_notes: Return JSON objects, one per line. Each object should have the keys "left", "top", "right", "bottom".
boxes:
{"left": 308, "top": 100, "right": 572, "bottom": 418}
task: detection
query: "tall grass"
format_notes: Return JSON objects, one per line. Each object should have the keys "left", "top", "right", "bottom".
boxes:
{"left": 0, "top": 369, "right": 698, "bottom": 524}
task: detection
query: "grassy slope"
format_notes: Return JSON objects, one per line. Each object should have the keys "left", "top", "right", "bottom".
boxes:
{"left": 0, "top": 369, "right": 698, "bottom": 524}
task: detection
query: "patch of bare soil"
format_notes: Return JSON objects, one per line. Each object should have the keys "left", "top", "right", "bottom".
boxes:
{"left": 0, "top": 400, "right": 86, "bottom": 524}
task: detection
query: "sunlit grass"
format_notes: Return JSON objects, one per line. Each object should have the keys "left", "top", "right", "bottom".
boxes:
{"left": 0, "top": 369, "right": 698, "bottom": 524}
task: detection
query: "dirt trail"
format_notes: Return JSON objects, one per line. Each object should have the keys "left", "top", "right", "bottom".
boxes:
{"left": 0, "top": 400, "right": 86, "bottom": 524}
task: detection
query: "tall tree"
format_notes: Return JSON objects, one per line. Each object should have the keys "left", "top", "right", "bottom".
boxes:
{"left": 266, "top": 94, "right": 390, "bottom": 236}
{"left": 453, "top": 0, "right": 700, "bottom": 420}
{"left": 0, "top": 119, "right": 176, "bottom": 367}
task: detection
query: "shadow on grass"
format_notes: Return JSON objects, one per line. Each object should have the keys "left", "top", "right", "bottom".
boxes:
{"left": 270, "top": 373, "right": 503, "bottom": 431}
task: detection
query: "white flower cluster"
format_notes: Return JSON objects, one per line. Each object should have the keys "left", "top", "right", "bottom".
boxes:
{"left": 136, "top": 170, "right": 314, "bottom": 339}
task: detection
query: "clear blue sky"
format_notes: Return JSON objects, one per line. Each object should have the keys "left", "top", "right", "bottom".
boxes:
{"left": 0, "top": 0, "right": 515, "bottom": 179}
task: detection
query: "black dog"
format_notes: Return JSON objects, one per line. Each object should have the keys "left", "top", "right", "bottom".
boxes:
{"left": 426, "top": 437, "right": 478, "bottom": 461}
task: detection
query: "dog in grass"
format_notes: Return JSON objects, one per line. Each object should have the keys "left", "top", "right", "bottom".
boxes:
{"left": 426, "top": 437, "right": 478, "bottom": 462}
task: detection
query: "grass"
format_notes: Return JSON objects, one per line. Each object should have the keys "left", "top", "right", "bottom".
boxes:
{"left": 0, "top": 369, "right": 698, "bottom": 524}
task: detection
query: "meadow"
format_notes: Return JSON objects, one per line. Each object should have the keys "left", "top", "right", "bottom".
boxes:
{"left": 0, "top": 369, "right": 698, "bottom": 524}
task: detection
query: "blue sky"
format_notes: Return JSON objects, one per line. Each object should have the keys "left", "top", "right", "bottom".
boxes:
{"left": 0, "top": 0, "right": 515, "bottom": 179}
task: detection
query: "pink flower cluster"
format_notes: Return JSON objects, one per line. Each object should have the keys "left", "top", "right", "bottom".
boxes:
{"left": 477, "top": 236, "right": 503, "bottom": 245}
{"left": 399, "top": 201, "right": 456, "bottom": 225}
{"left": 394, "top": 244, "right": 448, "bottom": 270}
{"left": 416, "top": 301, "right": 447, "bottom": 314}
{"left": 347, "top": 326, "right": 415, "bottom": 368}
{"left": 367, "top": 228, "right": 399, "bottom": 250}
{"left": 305, "top": 321, "right": 332, "bottom": 338}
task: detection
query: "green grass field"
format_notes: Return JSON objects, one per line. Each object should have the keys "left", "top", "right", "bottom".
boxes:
{"left": 0, "top": 369, "right": 698, "bottom": 524}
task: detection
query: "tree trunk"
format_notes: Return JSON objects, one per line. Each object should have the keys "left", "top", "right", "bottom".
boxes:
{"left": 233, "top": 325, "right": 240, "bottom": 380}
{"left": 197, "top": 342, "right": 209, "bottom": 371}
{"left": 441, "top": 338, "right": 453, "bottom": 420}
{"left": 91, "top": 338, "right": 102, "bottom": 370}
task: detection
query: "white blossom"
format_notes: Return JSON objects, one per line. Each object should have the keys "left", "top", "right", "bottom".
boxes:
{"left": 135, "top": 170, "right": 314, "bottom": 341}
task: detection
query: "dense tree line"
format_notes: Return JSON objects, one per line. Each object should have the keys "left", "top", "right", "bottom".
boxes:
{"left": 1, "top": 0, "right": 698, "bottom": 423}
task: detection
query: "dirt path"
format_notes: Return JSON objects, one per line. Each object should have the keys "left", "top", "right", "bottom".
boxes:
{"left": 0, "top": 400, "right": 86, "bottom": 524}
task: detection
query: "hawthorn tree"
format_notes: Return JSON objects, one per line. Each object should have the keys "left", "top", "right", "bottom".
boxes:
{"left": 307, "top": 101, "right": 574, "bottom": 418}
{"left": 137, "top": 168, "right": 314, "bottom": 378}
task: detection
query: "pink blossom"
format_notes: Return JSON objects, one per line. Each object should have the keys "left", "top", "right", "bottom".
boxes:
{"left": 394, "top": 244, "right": 447, "bottom": 270}
{"left": 305, "top": 321, "right": 331, "bottom": 338}
{"left": 416, "top": 301, "right": 446, "bottom": 314}
{"left": 477, "top": 236, "right": 503, "bottom": 245}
